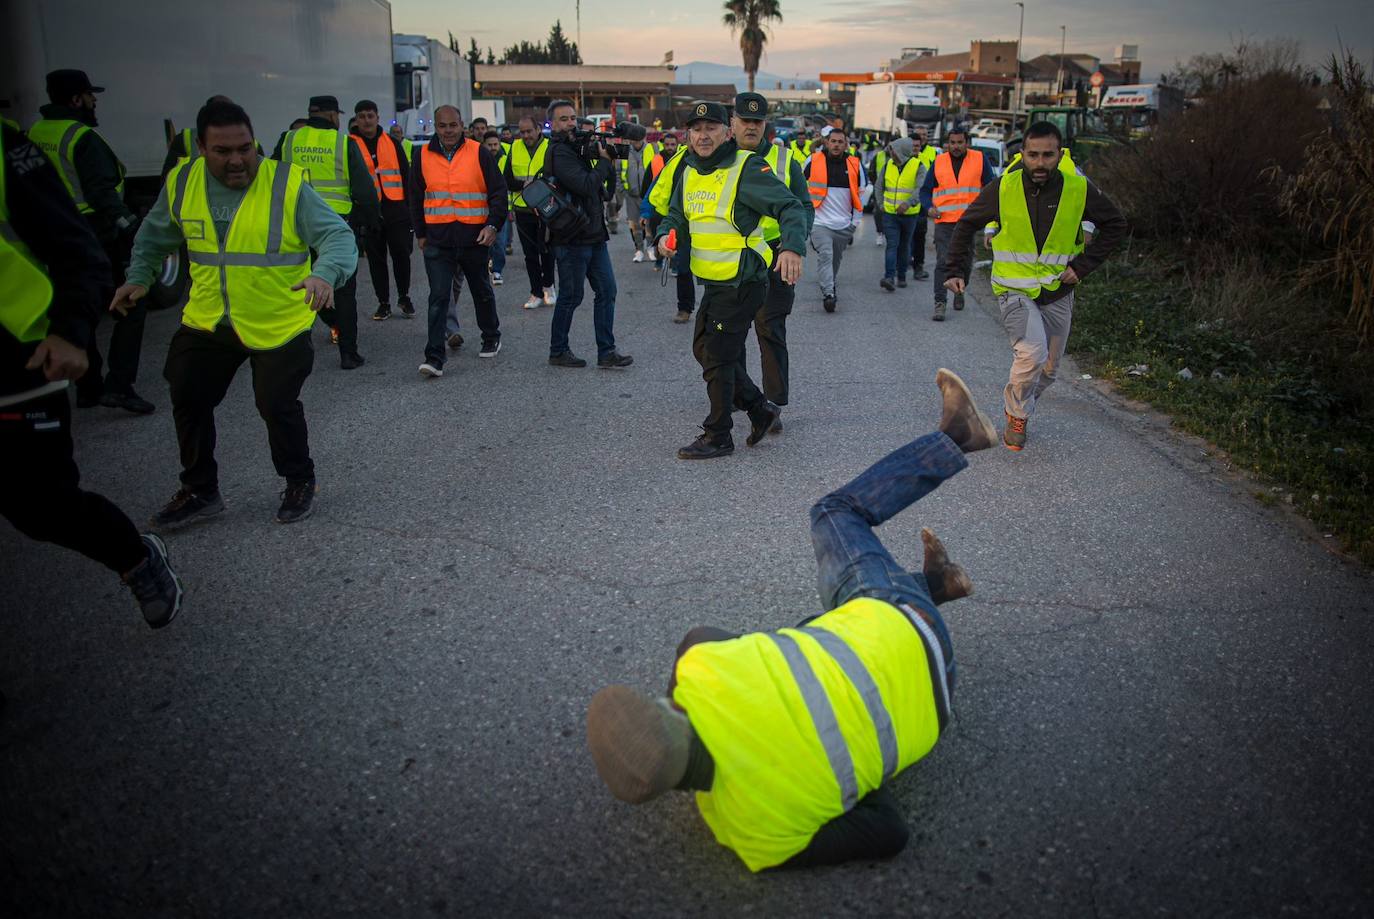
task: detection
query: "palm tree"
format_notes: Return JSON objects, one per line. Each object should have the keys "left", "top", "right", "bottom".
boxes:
{"left": 722, "top": 0, "right": 783, "bottom": 92}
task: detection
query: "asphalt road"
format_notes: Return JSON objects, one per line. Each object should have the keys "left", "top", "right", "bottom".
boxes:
{"left": 3, "top": 217, "right": 1372, "bottom": 917}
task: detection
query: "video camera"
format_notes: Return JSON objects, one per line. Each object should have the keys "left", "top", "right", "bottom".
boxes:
{"left": 570, "top": 120, "right": 648, "bottom": 159}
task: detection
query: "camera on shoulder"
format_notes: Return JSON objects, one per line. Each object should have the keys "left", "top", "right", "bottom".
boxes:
{"left": 571, "top": 121, "right": 647, "bottom": 160}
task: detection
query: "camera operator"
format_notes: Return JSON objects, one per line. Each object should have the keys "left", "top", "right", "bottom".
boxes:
{"left": 544, "top": 100, "right": 633, "bottom": 369}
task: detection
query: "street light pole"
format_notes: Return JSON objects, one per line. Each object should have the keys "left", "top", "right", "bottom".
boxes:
{"left": 1055, "top": 24, "right": 1065, "bottom": 101}
{"left": 1014, "top": 2, "right": 1024, "bottom": 119}
{"left": 576, "top": 0, "right": 584, "bottom": 113}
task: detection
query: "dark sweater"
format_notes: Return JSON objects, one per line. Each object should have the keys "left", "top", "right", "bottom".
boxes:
{"left": 407, "top": 135, "right": 508, "bottom": 248}
{"left": 946, "top": 168, "right": 1128, "bottom": 305}
{"left": 1, "top": 123, "right": 110, "bottom": 398}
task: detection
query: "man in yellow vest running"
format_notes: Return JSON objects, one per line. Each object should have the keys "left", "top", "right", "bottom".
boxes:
{"left": 0, "top": 118, "right": 183, "bottom": 631}
{"left": 28, "top": 69, "right": 153, "bottom": 415}
{"left": 587, "top": 368, "right": 998, "bottom": 870}
{"left": 944, "top": 121, "right": 1126, "bottom": 450}
{"left": 113, "top": 100, "right": 358, "bottom": 527}
{"left": 654, "top": 101, "right": 807, "bottom": 460}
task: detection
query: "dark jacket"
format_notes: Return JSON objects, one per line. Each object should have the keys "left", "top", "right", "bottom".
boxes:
{"left": 946, "top": 168, "right": 1128, "bottom": 305}
{"left": 2, "top": 122, "right": 111, "bottom": 398}
{"left": 407, "top": 135, "right": 508, "bottom": 248}
{"left": 544, "top": 133, "right": 616, "bottom": 246}
{"left": 917, "top": 149, "right": 996, "bottom": 212}
{"left": 654, "top": 139, "right": 810, "bottom": 288}
{"left": 271, "top": 116, "right": 380, "bottom": 233}
{"left": 35, "top": 103, "right": 135, "bottom": 245}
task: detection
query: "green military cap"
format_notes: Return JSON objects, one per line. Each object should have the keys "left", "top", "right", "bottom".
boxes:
{"left": 686, "top": 100, "right": 729, "bottom": 125}
{"left": 733, "top": 92, "right": 769, "bottom": 119}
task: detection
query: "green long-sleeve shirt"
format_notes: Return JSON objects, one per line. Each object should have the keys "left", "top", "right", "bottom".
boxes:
{"left": 654, "top": 139, "right": 809, "bottom": 288}
{"left": 126, "top": 163, "right": 358, "bottom": 291}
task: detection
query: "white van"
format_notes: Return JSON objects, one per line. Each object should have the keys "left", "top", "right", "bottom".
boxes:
{"left": 971, "top": 139, "right": 1008, "bottom": 176}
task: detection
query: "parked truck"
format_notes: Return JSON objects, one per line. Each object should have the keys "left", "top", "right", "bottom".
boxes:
{"left": 1098, "top": 83, "right": 1184, "bottom": 137}
{"left": 854, "top": 81, "right": 946, "bottom": 142}
{"left": 393, "top": 33, "right": 472, "bottom": 138}
{"left": 2, "top": 0, "right": 395, "bottom": 306}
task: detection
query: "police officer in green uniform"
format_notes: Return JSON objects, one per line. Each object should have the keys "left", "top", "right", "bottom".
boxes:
{"left": 654, "top": 101, "right": 808, "bottom": 460}
{"left": 586, "top": 369, "right": 1000, "bottom": 870}
{"left": 730, "top": 92, "right": 813, "bottom": 431}
{"left": 28, "top": 69, "right": 153, "bottom": 414}
{"left": 273, "top": 95, "right": 380, "bottom": 369}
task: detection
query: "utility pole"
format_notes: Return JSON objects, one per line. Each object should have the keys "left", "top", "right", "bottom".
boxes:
{"left": 1056, "top": 24, "right": 1066, "bottom": 101}
{"left": 1014, "top": 2, "right": 1024, "bottom": 120}
{"left": 576, "top": 0, "right": 584, "bottom": 113}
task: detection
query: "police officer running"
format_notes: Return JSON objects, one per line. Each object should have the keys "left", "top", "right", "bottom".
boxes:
{"left": 114, "top": 100, "right": 358, "bottom": 527}
{"left": 28, "top": 69, "right": 153, "bottom": 414}
{"left": 654, "top": 101, "right": 806, "bottom": 460}
{"left": 729, "top": 93, "right": 813, "bottom": 431}
{"left": 274, "top": 94, "right": 380, "bottom": 368}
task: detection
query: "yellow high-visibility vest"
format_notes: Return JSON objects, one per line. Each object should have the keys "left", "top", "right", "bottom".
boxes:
{"left": 166, "top": 157, "right": 315, "bottom": 349}
{"left": 648, "top": 147, "right": 688, "bottom": 217}
{"left": 0, "top": 122, "right": 54, "bottom": 343}
{"left": 508, "top": 137, "right": 548, "bottom": 209}
{"left": 881, "top": 157, "right": 921, "bottom": 214}
{"left": 27, "top": 118, "right": 126, "bottom": 216}
{"left": 673, "top": 596, "right": 948, "bottom": 871}
{"left": 681, "top": 149, "right": 773, "bottom": 282}
{"left": 989, "top": 169, "right": 1087, "bottom": 299}
{"left": 281, "top": 126, "right": 352, "bottom": 215}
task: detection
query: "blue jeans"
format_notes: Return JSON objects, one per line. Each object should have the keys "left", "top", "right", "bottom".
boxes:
{"left": 809, "top": 431, "right": 965, "bottom": 690}
{"left": 550, "top": 242, "right": 618, "bottom": 359}
{"left": 881, "top": 211, "right": 916, "bottom": 281}
{"left": 490, "top": 219, "right": 511, "bottom": 275}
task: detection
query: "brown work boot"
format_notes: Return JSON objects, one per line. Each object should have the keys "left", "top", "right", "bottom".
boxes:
{"left": 935, "top": 368, "right": 997, "bottom": 453}
{"left": 932, "top": 301, "right": 946, "bottom": 322}
{"left": 921, "top": 527, "right": 974, "bottom": 604}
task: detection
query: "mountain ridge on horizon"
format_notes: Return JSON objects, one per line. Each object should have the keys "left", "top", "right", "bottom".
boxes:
{"left": 674, "top": 59, "right": 821, "bottom": 91}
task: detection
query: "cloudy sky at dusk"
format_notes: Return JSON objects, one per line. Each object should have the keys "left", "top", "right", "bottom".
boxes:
{"left": 392, "top": 0, "right": 1370, "bottom": 79}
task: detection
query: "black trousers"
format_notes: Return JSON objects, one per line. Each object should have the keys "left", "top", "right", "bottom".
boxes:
{"left": 424, "top": 242, "right": 500, "bottom": 366}
{"left": 79, "top": 237, "right": 145, "bottom": 398}
{"left": 163, "top": 324, "right": 315, "bottom": 492}
{"left": 910, "top": 214, "right": 928, "bottom": 273}
{"left": 514, "top": 210, "right": 555, "bottom": 296}
{"left": 317, "top": 268, "right": 359, "bottom": 358}
{"left": 694, "top": 280, "right": 767, "bottom": 438}
{"left": 0, "top": 387, "right": 145, "bottom": 574}
{"left": 752, "top": 248, "right": 795, "bottom": 406}
{"left": 365, "top": 202, "right": 413, "bottom": 305}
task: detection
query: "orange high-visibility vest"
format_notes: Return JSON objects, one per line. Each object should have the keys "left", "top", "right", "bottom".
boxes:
{"left": 351, "top": 133, "right": 405, "bottom": 202}
{"left": 931, "top": 150, "right": 985, "bottom": 223}
{"left": 806, "top": 151, "right": 862, "bottom": 211}
{"left": 420, "top": 141, "right": 488, "bottom": 225}
{"left": 650, "top": 152, "right": 666, "bottom": 180}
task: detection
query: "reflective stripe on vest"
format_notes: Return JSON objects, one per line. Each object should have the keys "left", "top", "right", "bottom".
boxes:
{"left": 420, "top": 142, "right": 488, "bottom": 224}
{"left": 282, "top": 127, "right": 352, "bottom": 215}
{"left": 671, "top": 597, "right": 944, "bottom": 872}
{"left": 509, "top": 137, "right": 548, "bottom": 209}
{"left": 931, "top": 150, "right": 984, "bottom": 223}
{"left": 683, "top": 149, "right": 773, "bottom": 282}
{"left": 806, "top": 151, "right": 862, "bottom": 211}
{"left": 648, "top": 147, "right": 687, "bottom": 217}
{"left": 619, "top": 142, "right": 656, "bottom": 191}
{"left": 881, "top": 157, "right": 921, "bottom": 214}
{"left": 989, "top": 170, "right": 1087, "bottom": 299}
{"left": 28, "top": 119, "right": 113, "bottom": 215}
{"left": 351, "top": 133, "right": 405, "bottom": 202}
{"left": 0, "top": 125, "right": 54, "bottom": 343}
{"left": 755, "top": 143, "right": 785, "bottom": 242}
{"left": 168, "top": 157, "right": 314, "bottom": 349}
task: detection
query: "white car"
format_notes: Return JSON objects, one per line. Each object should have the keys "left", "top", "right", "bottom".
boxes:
{"left": 971, "top": 118, "right": 1010, "bottom": 140}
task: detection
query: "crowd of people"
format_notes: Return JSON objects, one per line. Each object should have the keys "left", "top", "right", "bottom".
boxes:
{"left": 3, "top": 68, "right": 1124, "bottom": 870}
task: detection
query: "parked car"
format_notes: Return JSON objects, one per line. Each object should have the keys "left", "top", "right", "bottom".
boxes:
{"left": 971, "top": 139, "right": 1008, "bottom": 176}
{"left": 971, "top": 118, "right": 1010, "bottom": 140}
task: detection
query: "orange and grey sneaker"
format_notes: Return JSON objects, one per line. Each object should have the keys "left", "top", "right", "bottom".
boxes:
{"left": 329, "top": 326, "right": 340, "bottom": 346}
{"left": 1003, "top": 412, "right": 1027, "bottom": 451}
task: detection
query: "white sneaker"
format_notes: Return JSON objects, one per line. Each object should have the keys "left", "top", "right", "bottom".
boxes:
{"left": 632, "top": 250, "right": 644, "bottom": 263}
{"left": 523, "top": 295, "right": 542, "bottom": 310}
{"left": 492, "top": 272, "right": 504, "bottom": 286}
{"left": 419, "top": 362, "right": 443, "bottom": 378}
{"left": 875, "top": 236, "right": 884, "bottom": 246}
{"left": 544, "top": 287, "right": 556, "bottom": 306}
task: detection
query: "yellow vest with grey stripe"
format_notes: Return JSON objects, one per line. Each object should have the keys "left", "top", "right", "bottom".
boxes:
{"left": 990, "top": 170, "right": 1087, "bottom": 300}
{"left": 672, "top": 597, "right": 949, "bottom": 871}
{"left": 753, "top": 142, "right": 786, "bottom": 243}
{"left": 166, "top": 157, "right": 314, "bottom": 349}
{"left": 648, "top": 147, "right": 687, "bottom": 217}
{"left": 26, "top": 118, "right": 126, "bottom": 216}
{"left": 882, "top": 157, "right": 922, "bottom": 214}
{"left": 280, "top": 126, "right": 352, "bottom": 215}
{"left": 0, "top": 121, "right": 54, "bottom": 343}
{"left": 681, "top": 150, "right": 774, "bottom": 282}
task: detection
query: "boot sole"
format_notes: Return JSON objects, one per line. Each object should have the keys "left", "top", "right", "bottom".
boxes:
{"left": 936, "top": 369, "right": 998, "bottom": 450}
{"left": 677, "top": 446, "right": 735, "bottom": 460}
{"left": 150, "top": 501, "right": 225, "bottom": 532}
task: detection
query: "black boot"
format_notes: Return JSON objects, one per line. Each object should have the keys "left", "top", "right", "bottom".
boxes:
{"left": 677, "top": 434, "right": 734, "bottom": 460}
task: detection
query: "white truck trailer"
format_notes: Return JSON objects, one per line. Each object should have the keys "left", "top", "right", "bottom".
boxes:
{"left": 392, "top": 34, "right": 472, "bottom": 139}
{"left": 853, "top": 81, "right": 946, "bottom": 142}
